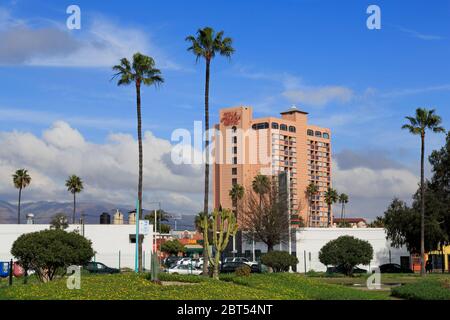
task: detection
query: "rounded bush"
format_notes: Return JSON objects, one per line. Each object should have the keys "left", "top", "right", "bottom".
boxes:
{"left": 319, "top": 235, "right": 373, "bottom": 276}
{"left": 235, "top": 265, "right": 251, "bottom": 277}
{"left": 261, "top": 251, "right": 298, "bottom": 272}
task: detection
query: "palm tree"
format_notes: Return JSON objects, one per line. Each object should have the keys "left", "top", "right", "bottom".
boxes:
{"left": 252, "top": 174, "right": 270, "bottom": 207}
{"left": 324, "top": 187, "right": 339, "bottom": 227}
{"left": 186, "top": 26, "right": 234, "bottom": 240}
{"left": 306, "top": 182, "right": 319, "bottom": 227}
{"left": 112, "top": 52, "right": 164, "bottom": 272}
{"left": 402, "top": 108, "right": 445, "bottom": 276}
{"left": 65, "top": 175, "right": 84, "bottom": 224}
{"left": 12, "top": 169, "right": 31, "bottom": 224}
{"left": 338, "top": 193, "right": 349, "bottom": 220}
{"left": 229, "top": 184, "right": 244, "bottom": 256}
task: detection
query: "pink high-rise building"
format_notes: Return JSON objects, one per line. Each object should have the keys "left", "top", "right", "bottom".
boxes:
{"left": 213, "top": 106, "right": 332, "bottom": 228}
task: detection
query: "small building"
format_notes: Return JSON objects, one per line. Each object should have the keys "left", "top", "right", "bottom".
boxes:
{"left": 0, "top": 224, "right": 154, "bottom": 270}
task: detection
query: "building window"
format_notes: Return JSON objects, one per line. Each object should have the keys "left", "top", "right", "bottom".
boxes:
{"left": 253, "top": 122, "right": 269, "bottom": 130}
{"left": 280, "top": 124, "right": 288, "bottom": 131}
{"left": 233, "top": 146, "right": 238, "bottom": 154}
{"left": 307, "top": 129, "right": 314, "bottom": 136}
{"left": 233, "top": 157, "right": 238, "bottom": 164}
{"left": 232, "top": 126, "right": 237, "bottom": 133}
{"left": 271, "top": 122, "right": 279, "bottom": 129}
{"left": 315, "top": 131, "right": 322, "bottom": 137}
{"left": 232, "top": 167, "right": 237, "bottom": 175}
{"left": 323, "top": 132, "right": 329, "bottom": 139}
{"left": 232, "top": 178, "right": 238, "bottom": 186}
{"left": 233, "top": 136, "right": 237, "bottom": 143}
{"left": 289, "top": 126, "right": 296, "bottom": 133}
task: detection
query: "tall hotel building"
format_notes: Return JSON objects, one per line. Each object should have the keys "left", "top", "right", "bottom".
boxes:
{"left": 213, "top": 106, "right": 332, "bottom": 228}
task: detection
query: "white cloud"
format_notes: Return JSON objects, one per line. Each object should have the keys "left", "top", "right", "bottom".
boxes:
{"left": 0, "top": 11, "right": 180, "bottom": 69}
{"left": 283, "top": 85, "right": 354, "bottom": 107}
{"left": 0, "top": 122, "right": 203, "bottom": 213}
{"left": 331, "top": 160, "right": 418, "bottom": 218}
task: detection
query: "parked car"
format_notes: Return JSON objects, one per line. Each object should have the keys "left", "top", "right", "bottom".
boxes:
{"left": 84, "top": 262, "right": 120, "bottom": 274}
{"left": 221, "top": 261, "right": 260, "bottom": 273}
{"left": 177, "top": 257, "right": 195, "bottom": 266}
{"left": 167, "top": 264, "right": 202, "bottom": 275}
{"left": 197, "top": 257, "right": 221, "bottom": 269}
{"left": 378, "top": 263, "right": 413, "bottom": 274}
{"left": 164, "top": 256, "right": 182, "bottom": 268}
{"left": 326, "top": 265, "right": 367, "bottom": 274}
{"left": 224, "top": 257, "right": 258, "bottom": 267}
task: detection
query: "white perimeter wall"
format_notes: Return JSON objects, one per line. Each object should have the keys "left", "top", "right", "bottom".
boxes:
{"left": 296, "top": 228, "right": 410, "bottom": 273}
{"left": 0, "top": 224, "right": 154, "bottom": 270}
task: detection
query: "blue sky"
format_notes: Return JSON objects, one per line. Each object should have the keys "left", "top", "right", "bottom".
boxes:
{"left": 0, "top": 0, "right": 449, "bottom": 218}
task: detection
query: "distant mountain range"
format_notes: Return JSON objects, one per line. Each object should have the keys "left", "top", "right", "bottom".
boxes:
{"left": 0, "top": 200, "right": 195, "bottom": 230}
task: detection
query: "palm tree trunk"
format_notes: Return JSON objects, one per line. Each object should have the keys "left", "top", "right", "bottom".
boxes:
{"left": 136, "top": 81, "right": 143, "bottom": 272}
{"left": 73, "top": 193, "right": 76, "bottom": 224}
{"left": 202, "top": 58, "right": 211, "bottom": 277}
{"left": 328, "top": 204, "right": 331, "bottom": 227}
{"left": 340, "top": 203, "right": 344, "bottom": 220}
{"left": 420, "top": 133, "right": 425, "bottom": 276}
{"left": 17, "top": 187, "right": 22, "bottom": 224}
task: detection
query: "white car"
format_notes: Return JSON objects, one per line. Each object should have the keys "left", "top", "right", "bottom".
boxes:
{"left": 176, "top": 257, "right": 194, "bottom": 266}
{"left": 196, "top": 257, "right": 221, "bottom": 269}
{"left": 167, "top": 264, "right": 202, "bottom": 275}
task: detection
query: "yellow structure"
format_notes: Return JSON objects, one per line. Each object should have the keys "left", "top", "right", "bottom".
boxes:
{"left": 426, "top": 245, "right": 450, "bottom": 272}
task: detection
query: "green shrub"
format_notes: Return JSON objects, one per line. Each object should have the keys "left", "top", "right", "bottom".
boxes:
{"left": 11, "top": 229, "right": 94, "bottom": 282}
{"left": 391, "top": 278, "right": 450, "bottom": 300}
{"left": 319, "top": 236, "right": 373, "bottom": 276}
{"left": 235, "top": 265, "right": 251, "bottom": 277}
{"left": 260, "top": 251, "right": 298, "bottom": 272}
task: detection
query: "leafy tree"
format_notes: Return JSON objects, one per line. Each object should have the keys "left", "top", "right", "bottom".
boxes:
{"left": 384, "top": 196, "right": 445, "bottom": 254}
{"left": 319, "top": 236, "right": 373, "bottom": 276}
{"left": 65, "top": 175, "right": 83, "bottom": 224}
{"left": 368, "top": 216, "right": 385, "bottom": 228}
{"left": 12, "top": 169, "right": 31, "bottom": 224}
{"left": 324, "top": 187, "right": 339, "bottom": 227}
{"left": 11, "top": 229, "right": 94, "bottom": 282}
{"left": 50, "top": 213, "right": 69, "bottom": 230}
{"left": 428, "top": 132, "right": 450, "bottom": 242}
{"left": 242, "top": 178, "right": 289, "bottom": 252}
{"left": 305, "top": 182, "right": 319, "bottom": 227}
{"left": 112, "top": 52, "right": 164, "bottom": 272}
{"left": 402, "top": 108, "right": 445, "bottom": 276}
{"left": 338, "top": 193, "right": 349, "bottom": 220}
{"left": 261, "top": 251, "right": 298, "bottom": 273}
{"left": 202, "top": 208, "right": 238, "bottom": 280}
{"left": 186, "top": 27, "right": 234, "bottom": 276}
{"left": 161, "top": 239, "right": 185, "bottom": 256}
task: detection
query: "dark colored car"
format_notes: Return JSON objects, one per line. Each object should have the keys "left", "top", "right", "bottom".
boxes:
{"left": 378, "top": 263, "right": 413, "bottom": 274}
{"left": 326, "top": 265, "right": 367, "bottom": 274}
{"left": 220, "top": 262, "right": 260, "bottom": 273}
{"left": 164, "top": 256, "right": 182, "bottom": 268}
{"left": 84, "top": 262, "right": 120, "bottom": 274}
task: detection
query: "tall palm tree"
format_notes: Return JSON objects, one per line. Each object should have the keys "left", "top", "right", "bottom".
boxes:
{"left": 12, "top": 169, "right": 31, "bottom": 224}
{"left": 306, "top": 182, "right": 319, "bottom": 227}
{"left": 324, "top": 187, "right": 338, "bottom": 227}
{"left": 252, "top": 174, "right": 270, "bottom": 207}
{"left": 402, "top": 108, "right": 445, "bottom": 276}
{"left": 229, "top": 184, "right": 244, "bottom": 256}
{"left": 186, "top": 27, "right": 234, "bottom": 238}
{"left": 65, "top": 175, "right": 84, "bottom": 224}
{"left": 112, "top": 52, "right": 164, "bottom": 272}
{"left": 338, "top": 193, "right": 349, "bottom": 220}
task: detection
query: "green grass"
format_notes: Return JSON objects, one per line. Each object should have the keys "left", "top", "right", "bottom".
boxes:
{"left": 391, "top": 277, "right": 450, "bottom": 300}
{"left": 0, "top": 272, "right": 392, "bottom": 300}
